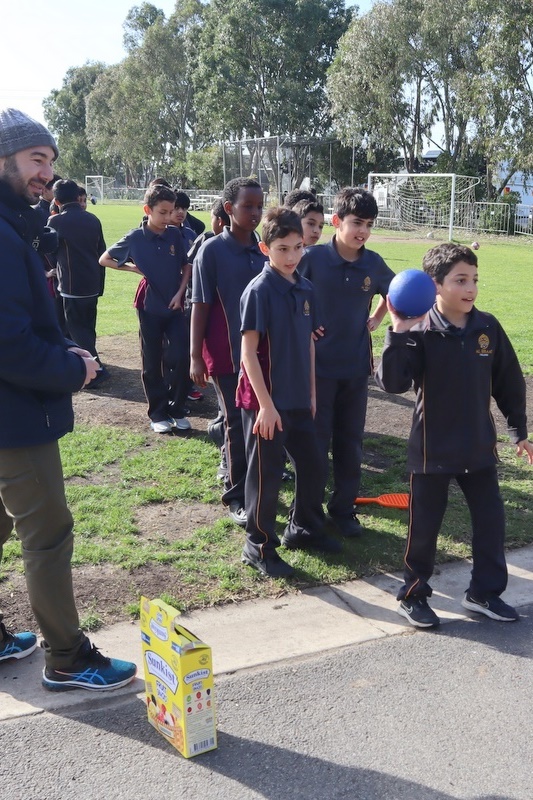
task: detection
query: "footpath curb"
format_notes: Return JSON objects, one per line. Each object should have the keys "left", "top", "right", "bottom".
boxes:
{"left": 2, "top": 544, "right": 533, "bottom": 721}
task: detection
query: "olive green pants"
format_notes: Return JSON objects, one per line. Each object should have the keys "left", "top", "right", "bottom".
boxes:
{"left": 0, "top": 441, "right": 87, "bottom": 668}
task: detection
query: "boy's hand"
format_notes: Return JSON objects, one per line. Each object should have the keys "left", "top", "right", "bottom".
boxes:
{"left": 367, "top": 315, "right": 380, "bottom": 332}
{"left": 168, "top": 289, "right": 184, "bottom": 311}
{"left": 386, "top": 297, "right": 426, "bottom": 333}
{"left": 190, "top": 356, "right": 209, "bottom": 388}
{"left": 253, "top": 405, "right": 283, "bottom": 440}
{"left": 516, "top": 440, "right": 533, "bottom": 465}
{"left": 312, "top": 325, "right": 325, "bottom": 342}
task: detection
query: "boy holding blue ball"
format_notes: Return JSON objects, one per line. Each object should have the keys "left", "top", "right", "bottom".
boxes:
{"left": 376, "top": 243, "right": 533, "bottom": 628}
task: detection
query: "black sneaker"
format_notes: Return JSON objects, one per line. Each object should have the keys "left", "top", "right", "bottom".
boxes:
{"left": 328, "top": 514, "right": 364, "bottom": 538}
{"left": 398, "top": 597, "right": 440, "bottom": 628}
{"left": 241, "top": 549, "right": 295, "bottom": 578}
{"left": 42, "top": 640, "right": 137, "bottom": 692}
{"left": 282, "top": 529, "right": 342, "bottom": 554}
{"left": 228, "top": 500, "right": 247, "bottom": 527}
{"left": 462, "top": 592, "right": 519, "bottom": 622}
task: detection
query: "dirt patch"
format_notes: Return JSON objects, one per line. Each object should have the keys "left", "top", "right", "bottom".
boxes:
{"left": 134, "top": 501, "right": 223, "bottom": 542}
{"left": 2, "top": 331, "right": 532, "bottom": 635}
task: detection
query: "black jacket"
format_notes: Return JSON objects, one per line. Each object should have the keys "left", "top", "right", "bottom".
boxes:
{"left": 47, "top": 204, "right": 106, "bottom": 296}
{"left": 375, "top": 306, "right": 528, "bottom": 474}
{"left": 0, "top": 180, "right": 85, "bottom": 448}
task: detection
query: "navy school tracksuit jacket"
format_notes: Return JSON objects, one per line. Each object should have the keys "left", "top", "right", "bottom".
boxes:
{"left": 375, "top": 305, "right": 528, "bottom": 475}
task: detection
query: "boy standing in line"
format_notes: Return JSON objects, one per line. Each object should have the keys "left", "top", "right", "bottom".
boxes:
{"left": 292, "top": 198, "right": 325, "bottom": 246}
{"left": 301, "top": 188, "right": 394, "bottom": 537}
{"left": 376, "top": 243, "right": 533, "bottom": 627}
{"left": 48, "top": 179, "right": 108, "bottom": 387}
{"left": 172, "top": 190, "right": 206, "bottom": 238}
{"left": 190, "top": 178, "right": 266, "bottom": 526}
{"left": 99, "top": 185, "right": 191, "bottom": 433}
{"left": 237, "top": 208, "right": 341, "bottom": 578}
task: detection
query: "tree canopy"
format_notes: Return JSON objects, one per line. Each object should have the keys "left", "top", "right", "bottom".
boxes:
{"left": 42, "top": 0, "right": 533, "bottom": 194}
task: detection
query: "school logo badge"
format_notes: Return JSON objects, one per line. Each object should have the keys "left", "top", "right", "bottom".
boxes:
{"left": 476, "top": 334, "right": 492, "bottom": 357}
{"left": 170, "top": 244, "right": 175, "bottom": 256}
{"left": 303, "top": 300, "right": 310, "bottom": 316}
{"left": 361, "top": 276, "right": 371, "bottom": 292}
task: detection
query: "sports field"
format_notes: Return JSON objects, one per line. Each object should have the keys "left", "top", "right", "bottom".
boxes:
{"left": 92, "top": 203, "right": 533, "bottom": 373}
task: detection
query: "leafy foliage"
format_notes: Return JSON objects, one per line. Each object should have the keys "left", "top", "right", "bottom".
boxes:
{"left": 191, "top": 0, "right": 351, "bottom": 140}
{"left": 328, "top": 0, "right": 533, "bottom": 191}
{"left": 43, "top": 62, "right": 109, "bottom": 180}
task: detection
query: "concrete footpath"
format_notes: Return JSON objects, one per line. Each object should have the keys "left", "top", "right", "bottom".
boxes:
{"left": 2, "top": 545, "right": 533, "bottom": 720}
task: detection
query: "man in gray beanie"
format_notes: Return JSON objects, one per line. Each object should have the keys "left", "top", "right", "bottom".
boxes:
{"left": 0, "top": 109, "right": 137, "bottom": 691}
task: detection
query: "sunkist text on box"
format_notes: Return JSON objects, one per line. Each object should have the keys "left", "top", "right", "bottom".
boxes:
{"left": 140, "top": 596, "right": 217, "bottom": 758}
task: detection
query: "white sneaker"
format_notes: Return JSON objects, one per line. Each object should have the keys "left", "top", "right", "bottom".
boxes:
{"left": 170, "top": 417, "right": 192, "bottom": 431}
{"left": 150, "top": 419, "right": 173, "bottom": 433}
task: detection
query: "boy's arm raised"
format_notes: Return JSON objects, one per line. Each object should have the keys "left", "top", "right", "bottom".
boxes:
{"left": 99, "top": 251, "right": 142, "bottom": 275}
{"left": 241, "top": 330, "right": 282, "bottom": 440}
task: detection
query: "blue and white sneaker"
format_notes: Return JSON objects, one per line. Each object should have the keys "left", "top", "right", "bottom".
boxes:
{"left": 42, "top": 640, "right": 137, "bottom": 692}
{"left": 0, "top": 624, "right": 37, "bottom": 662}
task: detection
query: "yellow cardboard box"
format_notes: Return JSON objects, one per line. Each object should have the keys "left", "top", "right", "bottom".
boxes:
{"left": 140, "top": 596, "right": 217, "bottom": 758}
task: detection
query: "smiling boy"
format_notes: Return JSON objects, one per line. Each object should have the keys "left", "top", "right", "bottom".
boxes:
{"left": 301, "top": 188, "right": 395, "bottom": 537}
{"left": 376, "top": 243, "right": 533, "bottom": 628}
{"left": 237, "top": 208, "right": 341, "bottom": 578}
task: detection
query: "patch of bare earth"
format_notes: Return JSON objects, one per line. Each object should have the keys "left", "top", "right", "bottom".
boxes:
{"left": 2, "top": 332, "right": 532, "bottom": 633}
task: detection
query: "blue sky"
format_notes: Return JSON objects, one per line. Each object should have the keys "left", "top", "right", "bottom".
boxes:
{"left": 1, "top": 0, "right": 375, "bottom": 124}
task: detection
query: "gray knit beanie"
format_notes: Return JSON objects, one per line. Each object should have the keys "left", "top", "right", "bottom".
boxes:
{"left": 0, "top": 108, "right": 58, "bottom": 160}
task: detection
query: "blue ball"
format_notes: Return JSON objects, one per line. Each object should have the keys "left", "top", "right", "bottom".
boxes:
{"left": 388, "top": 269, "right": 436, "bottom": 318}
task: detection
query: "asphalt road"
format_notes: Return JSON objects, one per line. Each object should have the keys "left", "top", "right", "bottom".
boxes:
{"left": 2, "top": 605, "right": 532, "bottom": 800}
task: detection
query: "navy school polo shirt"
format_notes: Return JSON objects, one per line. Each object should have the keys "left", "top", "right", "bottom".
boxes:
{"left": 236, "top": 264, "right": 318, "bottom": 411}
{"left": 107, "top": 223, "right": 188, "bottom": 316}
{"left": 300, "top": 238, "right": 395, "bottom": 379}
{"left": 191, "top": 227, "right": 267, "bottom": 375}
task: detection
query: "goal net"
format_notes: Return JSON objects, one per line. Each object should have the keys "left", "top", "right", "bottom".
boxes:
{"left": 368, "top": 173, "right": 481, "bottom": 239}
{"left": 85, "top": 175, "right": 116, "bottom": 205}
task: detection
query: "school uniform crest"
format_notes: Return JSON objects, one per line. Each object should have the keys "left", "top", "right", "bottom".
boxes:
{"left": 476, "top": 333, "right": 492, "bottom": 356}
{"left": 169, "top": 244, "right": 175, "bottom": 256}
{"left": 303, "top": 300, "right": 310, "bottom": 316}
{"left": 361, "top": 276, "right": 371, "bottom": 292}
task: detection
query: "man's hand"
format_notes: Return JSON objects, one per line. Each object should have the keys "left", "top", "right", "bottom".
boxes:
{"left": 68, "top": 347, "right": 100, "bottom": 387}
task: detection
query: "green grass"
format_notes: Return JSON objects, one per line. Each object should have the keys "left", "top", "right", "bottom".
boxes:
{"left": 2, "top": 423, "right": 531, "bottom": 617}
{"left": 3, "top": 206, "right": 528, "bottom": 620}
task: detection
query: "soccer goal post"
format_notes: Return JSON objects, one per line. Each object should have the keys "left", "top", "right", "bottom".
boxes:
{"left": 368, "top": 173, "right": 481, "bottom": 240}
{"left": 85, "top": 175, "right": 116, "bottom": 205}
